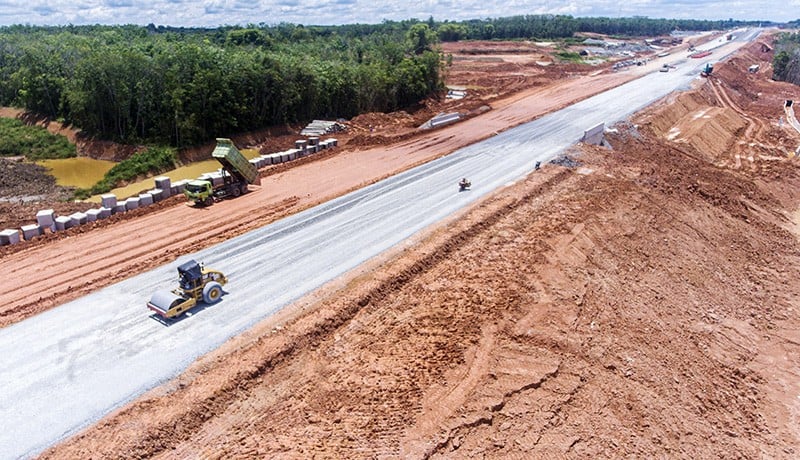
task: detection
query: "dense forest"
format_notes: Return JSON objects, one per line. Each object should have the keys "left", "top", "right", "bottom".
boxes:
{"left": 0, "top": 23, "right": 442, "bottom": 147}
{"left": 772, "top": 32, "right": 800, "bottom": 85}
{"left": 0, "top": 15, "right": 777, "bottom": 147}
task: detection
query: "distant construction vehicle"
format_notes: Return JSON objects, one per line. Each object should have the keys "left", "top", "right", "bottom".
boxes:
{"left": 184, "top": 138, "right": 260, "bottom": 206}
{"left": 147, "top": 259, "right": 227, "bottom": 319}
{"left": 701, "top": 63, "right": 714, "bottom": 77}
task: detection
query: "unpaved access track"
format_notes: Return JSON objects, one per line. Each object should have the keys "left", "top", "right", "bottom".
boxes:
{"left": 4, "top": 32, "right": 800, "bottom": 458}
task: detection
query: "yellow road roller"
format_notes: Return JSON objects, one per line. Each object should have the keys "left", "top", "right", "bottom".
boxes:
{"left": 147, "top": 259, "right": 227, "bottom": 319}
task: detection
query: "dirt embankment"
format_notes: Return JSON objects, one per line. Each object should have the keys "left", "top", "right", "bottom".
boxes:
{"left": 41, "top": 39, "right": 800, "bottom": 458}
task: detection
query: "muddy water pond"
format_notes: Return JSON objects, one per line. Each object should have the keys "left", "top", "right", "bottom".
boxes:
{"left": 38, "top": 157, "right": 116, "bottom": 189}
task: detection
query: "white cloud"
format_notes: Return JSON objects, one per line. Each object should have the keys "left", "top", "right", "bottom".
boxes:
{"left": 0, "top": 1, "right": 795, "bottom": 27}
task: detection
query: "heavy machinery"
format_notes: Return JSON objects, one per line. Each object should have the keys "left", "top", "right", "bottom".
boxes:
{"left": 701, "top": 63, "right": 714, "bottom": 77}
{"left": 147, "top": 259, "right": 228, "bottom": 319}
{"left": 458, "top": 178, "right": 471, "bottom": 191}
{"left": 184, "top": 138, "right": 260, "bottom": 206}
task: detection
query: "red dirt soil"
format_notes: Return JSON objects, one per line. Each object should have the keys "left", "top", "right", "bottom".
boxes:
{"left": 6, "top": 36, "right": 800, "bottom": 457}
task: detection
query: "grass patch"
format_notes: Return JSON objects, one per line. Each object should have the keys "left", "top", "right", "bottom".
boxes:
{"left": 74, "top": 146, "right": 177, "bottom": 199}
{"left": 553, "top": 51, "right": 583, "bottom": 63}
{"left": 0, "top": 118, "right": 76, "bottom": 160}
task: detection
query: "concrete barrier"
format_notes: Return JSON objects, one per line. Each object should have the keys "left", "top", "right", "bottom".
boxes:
{"left": 138, "top": 193, "right": 154, "bottom": 207}
{"left": 0, "top": 229, "right": 21, "bottom": 245}
{"left": 54, "top": 216, "right": 72, "bottom": 231}
{"left": 36, "top": 209, "right": 55, "bottom": 228}
{"left": 288, "top": 151, "right": 297, "bottom": 161}
{"left": 280, "top": 153, "right": 291, "bottom": 163}
{"left": 20, "top": 224, "right": 41, "bottom": 241}
{"left": 125, "top": 197, "right": 140, "bottom": 211}
{"left": 99, "top": 207, "right": 112, "bottom": 219}
{"left": 86, "top": 209, "right": 101, "bottom": 222}
{"left": 114, "top": 203, "right": 127, "bottom": 214}
{"left": 154, "top": 177, "right": 171, "bottom": 197}
{"left": 101, "top": 194, "right": 117, "bottom": 209}
{"left": 270, "top": 153, "right": 283, "bottom": 164}
{"left": 582, "top": 122, "right": 605, "bottom": 145}
{"left": 308, "top": 136, "right": 319, "bottom": 146}
{"left": 295, "top": 140, "right": 307, "bottom": 151}
{"left": 172, "top": 179, "right": 189, "bottom": 195}
{"left": 148, "top": 189, "right": 164, "bottom": 202}
{"left": 329, "top": 138, "right": 338, "bottom": 147}
{"left": 69, "top": 212, "right": 88, "bottom": 227}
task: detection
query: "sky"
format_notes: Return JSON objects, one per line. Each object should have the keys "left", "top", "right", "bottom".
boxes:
{"left": 0, "top": 0, "right": 797, "bottom": 27}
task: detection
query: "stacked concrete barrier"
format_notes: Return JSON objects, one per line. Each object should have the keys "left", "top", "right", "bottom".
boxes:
{"left": 101, "top": 194, "right": 117, "bottom": 209}
{"left": 154, "top": 177, "right": 171, "bottom": 197}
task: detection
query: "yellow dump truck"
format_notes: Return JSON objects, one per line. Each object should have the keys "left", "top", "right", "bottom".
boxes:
{"left": 184, "top": 138, "right": 260, "bottom": 206}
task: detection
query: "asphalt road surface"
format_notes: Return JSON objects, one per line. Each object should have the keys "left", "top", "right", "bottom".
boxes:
{"left": 0, "top": 29, "right": 758, "bottom": 459}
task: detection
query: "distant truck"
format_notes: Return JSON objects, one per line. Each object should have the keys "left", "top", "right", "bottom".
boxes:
{"left": 185, "top": 138, "right": 260, "bottom": 206}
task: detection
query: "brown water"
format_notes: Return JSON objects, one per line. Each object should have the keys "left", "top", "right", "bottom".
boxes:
{"left": 38, "top": 158, "right": 116, "bottom": 188}
{"left": 89, "top": 148, "right": 262, "bottom": 202}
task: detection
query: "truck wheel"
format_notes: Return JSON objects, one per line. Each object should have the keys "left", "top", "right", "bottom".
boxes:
{"left": 232, "top": 186, "right": 241, "bottom": 197}
{"left": 240, "top": 184, "right": 248, "bottom": 195}
{"left": 203, "top": 196, "right": 214, "bottom": 207}
{"left": 202, "top": 282, "right": 223, "bottom": 304}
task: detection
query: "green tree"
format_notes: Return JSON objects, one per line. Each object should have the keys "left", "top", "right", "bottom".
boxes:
{"left": 407, "top": 24, "right": 437, "bottom": 55}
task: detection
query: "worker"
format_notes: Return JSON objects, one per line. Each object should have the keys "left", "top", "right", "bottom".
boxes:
{"left": 535, "top": 161, "right": 541, "bottom": 170}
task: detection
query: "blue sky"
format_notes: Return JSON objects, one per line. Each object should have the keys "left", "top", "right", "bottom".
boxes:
{"left": 0, "top": 0, "right": 796, "bottom": 27}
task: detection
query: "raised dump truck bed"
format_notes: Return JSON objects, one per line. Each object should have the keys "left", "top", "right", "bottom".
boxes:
{"left": 185, "top": 138, "right": 260, "bottom": 206}
{"left": 211, "top": 138, "right": 260, "bottom": 185}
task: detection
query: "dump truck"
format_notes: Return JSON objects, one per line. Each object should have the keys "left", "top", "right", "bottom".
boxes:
{"left": 184, "top": 138, "right": 260, "bottom": 206}
{"left": 147, "top": 259, "right": 228, "bottom": 319}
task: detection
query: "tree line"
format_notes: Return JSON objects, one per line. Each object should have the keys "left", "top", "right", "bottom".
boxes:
{"left": 0, "top": 24, "right": 442, "bottom": 147}
{"left": 0, "top": 15, "right": 782, "bottom": 148}
{"left": 773, "top": 32, "right": 800, "bottom": 85}
{"left": 428, "top": 16, "right": 768, "bottom": 42}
